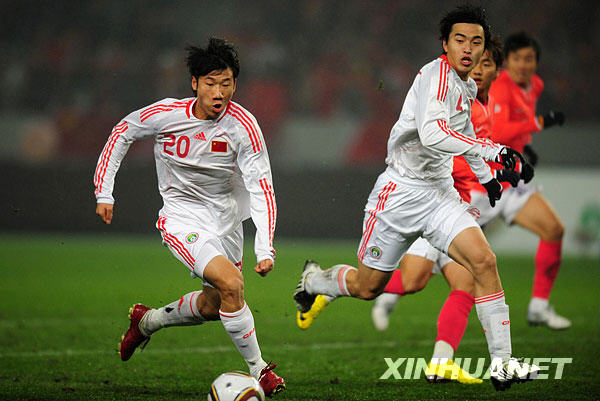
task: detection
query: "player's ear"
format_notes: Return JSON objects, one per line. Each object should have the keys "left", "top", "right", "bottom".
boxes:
{"left": 191, "top": 76, "right": 198, "bottom": 92}
{"left": 232, "top": 79, "right": 237, "bottom": 94}
{"left": 442, "top": 40, "right": 449, "bottom": 54}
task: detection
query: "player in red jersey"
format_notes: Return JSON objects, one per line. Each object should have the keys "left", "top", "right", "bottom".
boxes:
{"left": 93, "top": 38, "right": 284, "bottom": 396}
{"left": 470, "top": 32, "right": 570, "bottom": 329}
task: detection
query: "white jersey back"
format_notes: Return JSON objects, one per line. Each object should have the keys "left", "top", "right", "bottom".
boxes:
{"left": 94, "top": 98, "right": 276, "bottom": 262}
{"left": 385, "top": 55, "right": 499, "bottom": 184}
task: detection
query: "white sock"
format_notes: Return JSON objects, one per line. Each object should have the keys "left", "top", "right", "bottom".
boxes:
{"left": 220, "top": 303, "right": 267, "bottom": 379}
{"left": 431, "top": 340, "right": 454, "bottom": 361}
{"left": 305, "top": 264, "right": 356, "bottom": 298}
{"left": 140, "top": 291, "right": 206, "bottom": 336}
{"left": 475, "top": 291, "right": 511, "bottom": 363}
{"left": 323, "top": 295, "right": 336, "bottom": 303}
{"left": 374, "top": 293, "right": 400, "bottom": 312}
{"left": 528, "top": 297, "right": 549, "bottom": 313}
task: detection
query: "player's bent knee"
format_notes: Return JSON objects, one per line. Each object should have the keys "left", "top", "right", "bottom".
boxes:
{"left": 547, "top": 220, "right": 565, "bottom": 241}
{"left": 217, "top": 275, "right": 245, "bottom": 302}
{"left": 470, "top": 249, "right": 497, "bottom": 275}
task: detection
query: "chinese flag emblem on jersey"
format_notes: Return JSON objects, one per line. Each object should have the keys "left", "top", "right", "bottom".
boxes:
{"left": 211, "top": 140, "right": 228, "bottom": 152}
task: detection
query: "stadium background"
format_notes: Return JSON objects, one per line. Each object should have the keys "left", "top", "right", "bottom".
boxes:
{"left": 1, "top": 1, "right": 600, "bottom": 399}
{"left": 2, "top": 0, "right": 599, "bottom": 255}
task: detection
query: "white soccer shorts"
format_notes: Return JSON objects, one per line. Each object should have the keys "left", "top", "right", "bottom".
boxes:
{"left": 155, "top": 215, "right": 243, "bottom": 287}
{"left": 470, "top": 181, "right": 538, "bottom": 227}
{"left": 357, "top": 170, "right": 478, "bottom": 272}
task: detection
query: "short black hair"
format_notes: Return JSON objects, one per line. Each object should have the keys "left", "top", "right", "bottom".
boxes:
{"left": 486, "top": 35, "right": 504, "bottom": 68}
{"left": 504, "top": 31, "right": 540, "bottom": 62}
{"left": 439, "top": 4, "right": 491, "bottom": 52}
{"left": 186, "top": 37, "right": 240, "bottom": 81}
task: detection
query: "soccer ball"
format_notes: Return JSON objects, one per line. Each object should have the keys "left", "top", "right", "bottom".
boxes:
{"left": 207, "top": 371, "right": 265, "bottom": 401}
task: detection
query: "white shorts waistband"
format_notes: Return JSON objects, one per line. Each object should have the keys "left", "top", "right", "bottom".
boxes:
{"left": 385, "top": 166, "right": 454, "bottom": 189}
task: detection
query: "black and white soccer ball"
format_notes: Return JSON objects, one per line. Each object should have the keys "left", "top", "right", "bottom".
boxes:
{"left": 207, "top": 371, "right": 265, "bottom": 401}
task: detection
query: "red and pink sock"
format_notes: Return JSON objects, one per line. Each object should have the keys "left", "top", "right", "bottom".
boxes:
{"left": 532, "top": 239, "right": 562, "bottom": 301}
{"left": 384, "top": 269, "right": 405, "bottom": 295}
{"left": 431, "top": 290, "right": 474, "bottom": 360}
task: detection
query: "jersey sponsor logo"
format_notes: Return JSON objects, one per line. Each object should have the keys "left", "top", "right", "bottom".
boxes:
{"left": 186, "top": 232, "right": 199, "bottom": 244}
{"left": 369, "top": 246, "right": 382, "bottom": 259}
{"left": 211, "top": 140, "right": 228, "bottom": 153}
{"left": 193, "top": 131, "right": 206, "bottom": 141}
{"left": 501, "top": 320, "right": 510, "bottom": 325}
{"left": 456, "top": 94, "right": 463, "bottom": 111}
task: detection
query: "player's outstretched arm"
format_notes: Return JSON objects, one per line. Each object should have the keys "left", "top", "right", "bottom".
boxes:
{"left": 254, "top": 259, "right": 274, "bottom": 277}
{"left": 96, "top": 203, "right": 114, "bottom": 224}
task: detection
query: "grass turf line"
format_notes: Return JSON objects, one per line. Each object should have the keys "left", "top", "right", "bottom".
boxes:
{"left": 0, "top": 234, "right": 599, "bottom": 400}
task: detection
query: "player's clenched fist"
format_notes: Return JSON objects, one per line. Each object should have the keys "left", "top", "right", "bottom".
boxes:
{"left": 96, "top": 203, "right": 114, "bottom": 224}
{"left": 254, "top": 259, "right": 274, "bottom": 277}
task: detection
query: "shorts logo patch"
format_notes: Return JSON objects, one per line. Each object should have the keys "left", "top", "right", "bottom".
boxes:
{"left": 369, "top": 246, "right": 382, "bottom": 259}
{"left": 186, "top": 232, "right": 199, "bottom": 244}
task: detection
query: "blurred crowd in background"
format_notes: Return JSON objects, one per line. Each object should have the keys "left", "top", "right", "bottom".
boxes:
{"left": 2, "top": 0, "right": 598, "bottom": 166}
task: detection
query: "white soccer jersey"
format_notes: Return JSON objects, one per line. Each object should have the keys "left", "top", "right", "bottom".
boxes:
{"left": 385, "top": 55, "right": 500, "bottom": 183}
{"left": 94, "top": 98, "right": 276, "bottom": 262}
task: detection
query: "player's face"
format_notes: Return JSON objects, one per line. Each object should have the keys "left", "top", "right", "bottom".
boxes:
{"left": 443, "top": 23, "right": 485, "bottom": 81}
{"left": 469, "top": 50, "right": 498, "bottom": 98}
{"left": 191, "top": 68, "right": 236, "bottom": 120}
{"left": 505, "top": 46, "right": 537, "bottom": 88}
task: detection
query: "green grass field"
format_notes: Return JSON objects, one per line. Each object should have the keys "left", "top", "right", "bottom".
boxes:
{"left": 1, "top": 234, "right": 599, "bottom": 400}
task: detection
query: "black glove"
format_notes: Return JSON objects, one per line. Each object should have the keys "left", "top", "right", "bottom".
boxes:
{"left": 541, "top": 110, "right": 565, "bottom": 128}
{"left": 523, "top": 144, "right": 538, "bottom": 167}
{"left": 496, "top": 169, "right": 520, "bottom": 187}
{"left": 520, "top": 162, "right": 535, "bottom": 183}
{"left": 495, "top": 147, "right": 524, "bottom": 170}
{"left": 482, "top": 178, "right": 502, "bottom": 207}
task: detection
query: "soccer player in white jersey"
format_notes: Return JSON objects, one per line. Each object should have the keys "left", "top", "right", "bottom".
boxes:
{"left": 293, "top": 6, "right": 539, "bottom": 391}
{"left": 93, "top": 38, "right": 284, "bottom": 397}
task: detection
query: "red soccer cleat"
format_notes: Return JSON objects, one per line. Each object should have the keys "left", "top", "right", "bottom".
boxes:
{"left": 258, "top": 362, "right": 285, "bottom": 397}
{"left": 118, "top": 303, "right": 151, "bottom": 361}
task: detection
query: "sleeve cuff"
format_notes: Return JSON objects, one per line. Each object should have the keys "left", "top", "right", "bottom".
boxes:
{"left": 256, "top": 252, "right": 275, "bottom": 263}
{"left": 96, "top": 196, "right": 114, "bottom": 204}
{"left": 477, "top": 170, "right": 494, "bottom": 185}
